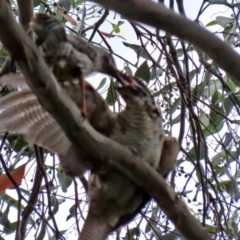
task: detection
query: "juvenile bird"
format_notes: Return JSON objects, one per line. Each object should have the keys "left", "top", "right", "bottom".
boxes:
{"left": 78, "top": 76, "right": 172, "bottom": 240}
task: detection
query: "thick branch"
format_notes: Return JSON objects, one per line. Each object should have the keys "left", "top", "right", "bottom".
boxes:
{"left": 93, "top": 0, "right": 240, "bottom": 86}
{"left": 0, "top": 2, "right": 211, "bottom": 240}
{"left": 16, "top": 0, "right": 33, "bottom": 30}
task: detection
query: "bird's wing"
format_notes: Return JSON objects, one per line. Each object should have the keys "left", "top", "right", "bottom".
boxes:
{"left": 0, "top": 75, "right": 89, "bottom": 176}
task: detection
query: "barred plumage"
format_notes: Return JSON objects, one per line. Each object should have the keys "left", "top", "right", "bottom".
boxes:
{"left": 79, "top": 77, "right": 166, "bottom": 240}
{"left": 0, "top": 75, "right": 116, "bottom": 176}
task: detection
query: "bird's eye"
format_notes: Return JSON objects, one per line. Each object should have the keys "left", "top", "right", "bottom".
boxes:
{"left": 129, "top": 87, "right": 141, "bottom": 96}
{"left": 103, "top": 55, "right": 115, "bottom": 68}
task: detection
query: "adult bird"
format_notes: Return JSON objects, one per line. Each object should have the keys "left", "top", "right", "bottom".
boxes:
{"left": 0, "top": 74, "right": 178, "bottom": 239}
{"left": 30, "top": 13, "right": 131, "bottom": 112}
{"left": 0, "top": 74, "right": 116, "bottom": 176}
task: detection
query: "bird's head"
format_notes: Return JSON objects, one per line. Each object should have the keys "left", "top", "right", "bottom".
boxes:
{"left": 95, "top": 50, "right": 132, "bottom": 86}
{"left": 116, "top": 77, "right": 161, "bottom": 118}
{"left": 30, "top": 13, "right": 66, "bottom": 45}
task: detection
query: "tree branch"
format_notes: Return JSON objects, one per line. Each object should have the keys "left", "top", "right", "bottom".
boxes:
{"left": 92, "top": 0, "right": 240, "bottom": 86}
{"left": 0, "top": 1, "right": 211, "bottom": 239}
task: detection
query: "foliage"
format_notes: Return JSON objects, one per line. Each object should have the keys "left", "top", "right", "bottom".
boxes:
{"left": 0, "top": 0, "right": 240, "bottom": 239}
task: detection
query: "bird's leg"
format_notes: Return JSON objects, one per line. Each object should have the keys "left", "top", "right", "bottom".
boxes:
{"left": 79, "top": 77, "right": 86, "bottom": 115}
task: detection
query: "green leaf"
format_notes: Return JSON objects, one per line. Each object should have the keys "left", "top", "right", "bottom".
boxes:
{"left": 124, "top": 65, "right": 133, "bottom": 76}
{"left": 111, "top": 23, "right": 120, "bottom": 33}
{"left": 96, "top": 77, "right": 107, "bottom": 91}
{"left": 7, "top": 134, "right": 34, "bottom": 157}
{"left": 134, "top": 60, "right": 150, "bottom": 83}
{"left": 57, "top": 170, "right": 73, "bottom": 192}
{"left": 57, "top": 0, "right": 71, "bottom": 11}
{"left": 169, "top": 97, "right": 180, "bottom": 115}
{"left": 50, "top": 195, "right": 59, "bottom": 216}
{"left": 189, "top": 69, "right": 198, "bottom": 82}
{"left": 205, "top": 20, "right": 217, "bottom": 27}
{"left": 117, "top": 20, "right": 125, "bottom": 26}
{"left": 216, "top": 16, "right": 233, "bottom": 27}
{"left": 187, "top": 144, "right": 205, "bottom": 161}
{"left": 50, "top": 230, "right": 67, "bottom": 240}
{"left": 4, "top": 221, "right": 17, "bottom": 234}
{"left": 124, "top": 227, "right": 140, "bottom": 240}
{"left": 199, "top": 112, "right": 209, "bottom": 129}
{"left": 122, "top": 42, "right": 150, "bottom": 60}
{"left": 75, "top": 0, "right": 85, "bottom": 5}
{"left": 106, "top": 81, "right": 118, "bottom": 106}
{"left": 36, "top": 221, "right": 46, "bottom": 240}
{"left": 32, "top": 0, "right": 42, "bottom": 7}
{"left": 159, "top": 82, "right": 176, "bottom": 93}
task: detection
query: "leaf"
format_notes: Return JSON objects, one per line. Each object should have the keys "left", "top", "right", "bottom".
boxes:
{"left": 75, "top": 0, "right": 85, "bottom": 4}
{"left": 117, "top": 20, "right": 125, "bottom": 26}
{"left": 36, "top": 221, "right": 46, "bottom": 240}
{"left": 71, "top": 22, "right": 83, "bottom": 35}
{"left": 187, "top": 144, "right": 205, "bottom": 161}
{"left": 7, "top": 134, "right": 33, "bottom": 156}
{"left": 134, "top": 60, "right": 150, "bottom": 83}
{"left": 124, "top": 227, "right": 140, "bottom": 239}
{"left": 50, "top": 230, "right": 67, "bottom": 240}
{"left": 0, "top": 163, "right": 27, "bottom": 192}
{"left": 150, "top": 68, "right": 163, "bottom": 80}
{"left": 100, "top": 31, "right": 126, "bottom": 40}
{"left": 199, "top": 112, "right": 209, "bottom": 129}
{"left": 124, "top": 65, "right": 133, "bottom": 76}
{"left": 159, "top": 82, "right": 177, "bottom": 93}
{"left": 222, "top": 132, "right": 233, "bottom": 148}
{"left": 0, "top": 209, "right": 10, "bottom": 229}
{"left": 216, "top": 16, "right": 233, "bottom": 27}
{"left": 169, "top": 97, "right": 180, "bottom": 115}
{"left": 106, "top": 81, "right": 118, "bottom": 106}
{"left": 205, "top": 20, "right": 217, "bottom": 27}
{"left": 32, "top": 0, "right": 42, "bottom": 7}
{"left": 58, "top": 7, "right": 77, "bottom": 25}
{"left": 57, "top": 0, "right": 71, "bottom": 11}
{"left": 66, "top": 201, "right": 80, "bottom": 221}
{"left": 50, "top": 195, "right": 59, "bottom": 215}
{"left": 96, "top": 78, "right": 107, "bottom": 91}
{"left": 4, "top": 221, "right": 17, "bottom": 234}
{"left": 122, "top": 42, "right": 150, "bottom": 60}
{"left": 189, "top": 69, "right": 198, "bottom": 82}
{"left": 57, "top": 170, "right": 73, "bottom": 192}
{"left": 111, "top": 23, "right": 120, "bottom": 33}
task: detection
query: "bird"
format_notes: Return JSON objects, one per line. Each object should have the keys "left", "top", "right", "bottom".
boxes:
{"left": 78, "top": 76, "right": 178, "bottom": 240}
{"left": 0, "top": 74, "right": 178, "bottom": 239}
{"left": 29, "top": 13, "right": 131, "bottom": 112}
{"left": 0, "top": 74, "right": 116, "bottom": 177}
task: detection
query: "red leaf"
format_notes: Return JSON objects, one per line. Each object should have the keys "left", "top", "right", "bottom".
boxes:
{"left": 100, "top": 31, "right": 126, "bottom": 40}
{"left": 0, "top": 163, "right": 27, "bottom": 192}
{"left": 58, "top": 8, "right": 77, "bottom": 26}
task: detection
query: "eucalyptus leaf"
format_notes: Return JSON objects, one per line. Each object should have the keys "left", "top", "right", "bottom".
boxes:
{"left": 134, "top": 60, "right": 150, "bottom": 83}
{"left": 57, "top": 170, "right": 73, "bottom": 192}
{"left": 111, "top": 23, "right": 120, "bottom": 33}
{"left": 122, "top": 42, "right": 151, "bottom": 60}
{"left": 96, "top": 77, "right": 107, "bottom": 91}
{"left": 106, "top": 81, "right": 118, "bottom": 106}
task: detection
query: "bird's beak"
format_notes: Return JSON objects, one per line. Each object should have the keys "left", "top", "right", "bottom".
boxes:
{"left": 112, "top": 70, "right": 133, "bottom": 86}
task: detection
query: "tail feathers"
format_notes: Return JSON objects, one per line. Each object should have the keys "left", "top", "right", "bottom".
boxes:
{"left": 78, "top": 212, "right": 111, "bottom": 240}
